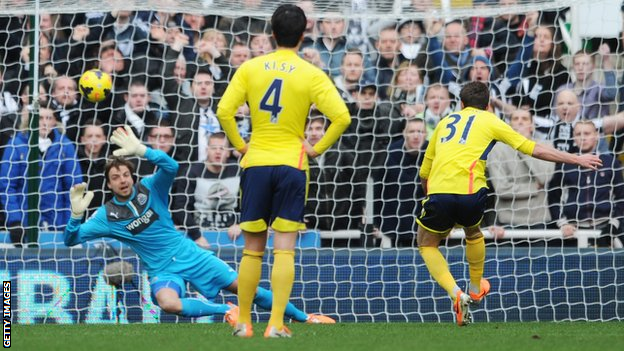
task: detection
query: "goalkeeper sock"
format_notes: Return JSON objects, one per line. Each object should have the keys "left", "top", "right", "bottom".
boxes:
{"left": 466, "top": 236, "right": 486, "bottom": 295}
{"left": 180, "top": 298, "right": 230, "bottom": 317}
{"left": 254, "top": 287, "right": 308, "bottom": 323}
{"left": 268, "top": 249, "right": 295, "bottom": 329}
{"left": 419, "top": 246, "right": 460, "bottom": 299}
{"left": 238, "top": 249, "right": 264, "bottom": 324}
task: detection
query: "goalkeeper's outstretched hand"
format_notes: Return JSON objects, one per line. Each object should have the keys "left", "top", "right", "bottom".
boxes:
{"left": 70, "top": 182, "right": 94, "bottom": 219}
{"left": 111, "top": 125, "right": 147, "bottom": 157}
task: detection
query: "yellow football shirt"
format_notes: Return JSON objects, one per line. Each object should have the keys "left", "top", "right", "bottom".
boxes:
{"left": 217, "top": 49, "right": 350, "bottom": 170}
{"left": 420, "top": 107, "right": 536, "bottom": 195}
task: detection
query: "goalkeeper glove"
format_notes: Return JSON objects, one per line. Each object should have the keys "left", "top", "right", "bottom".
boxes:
{"left": 70, "top": 182, "right": 94, "bottom": 219}
{"left": 110, "top": 125, "right": 147, "bottom": 157}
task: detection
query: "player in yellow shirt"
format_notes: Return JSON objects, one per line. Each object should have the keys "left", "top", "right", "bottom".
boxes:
{"left": 216, "top": 4, "right": 350, "bottom": 338}
{"left": 417, "top": 82, "right": 602, "bottom": 326}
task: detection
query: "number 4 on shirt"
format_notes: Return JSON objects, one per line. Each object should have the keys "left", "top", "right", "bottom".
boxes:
{"left": 260, "top": 79, "right": 283, "bottom": 123}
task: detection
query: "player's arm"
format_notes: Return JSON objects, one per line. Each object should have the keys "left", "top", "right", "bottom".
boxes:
{"left": 309, "top": 71, "right": 351, "bottom": 155}
{"left": 140, "top": 148, "right": 180, "bottom": 200}
{"left": 64, "top": 183, "right": 109, "bottom": 246}
{"left": 489, "top": 116, "right": 597, "bottom": 169}
{"left": 216, "top": 65, "right": 248, "bottom": 153}
{"left": 531, "top": 143, "right": 602, "bottom": 169}
{"left": 599, "top": 111, "right": 624, "bottom": 135}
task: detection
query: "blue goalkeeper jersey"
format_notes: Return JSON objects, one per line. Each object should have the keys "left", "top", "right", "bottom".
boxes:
{"left": 64, "top": 148, "right": 205, "bottom": 274}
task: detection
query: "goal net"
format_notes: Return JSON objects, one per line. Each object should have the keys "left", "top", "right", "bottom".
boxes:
{"left": 1, "top": 0, "right": 623, "bottom": 324}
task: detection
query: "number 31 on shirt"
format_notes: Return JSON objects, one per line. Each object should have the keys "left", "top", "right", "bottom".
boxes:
{"left": 260, "top": 79, "right": 283, "bottom": 123}
{"left": 440, "top": 114, "right": 475, "bottom": 144}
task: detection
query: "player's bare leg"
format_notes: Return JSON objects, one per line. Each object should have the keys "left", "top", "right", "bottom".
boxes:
{"left": 464, "top": 225, "right": 490, "bottom": 304}
{"left": 155, "top": 288, "right": 182, "bottom": 314}
{"left": 418, "top": 226, "right": 472, "bottom": 326}
{"left": 234, "top": 230, "right": 268, "bottom": 337}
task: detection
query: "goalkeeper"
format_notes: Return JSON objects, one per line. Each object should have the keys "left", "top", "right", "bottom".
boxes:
{"left": 64, "top": 126, "right": 334, "bottom": 325}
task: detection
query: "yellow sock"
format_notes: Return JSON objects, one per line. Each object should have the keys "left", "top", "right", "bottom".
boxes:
{"left": 466, "top": 236, "right": 485, "bottom": 292}
{"left": 419, "top": 246, "right": 460, "bottom": 298}
{"left": 268, "top": 249, "right": 295, "bottom": 329}
{"left": 238, "top": 249, "right": 264, "bottom": 324}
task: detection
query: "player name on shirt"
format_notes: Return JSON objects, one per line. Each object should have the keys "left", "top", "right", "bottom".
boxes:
{"left": 264, "top": 61, "right": 296, "bottom": 73}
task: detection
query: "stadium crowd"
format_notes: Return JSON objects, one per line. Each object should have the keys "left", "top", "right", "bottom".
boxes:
{"left": 1, "top": 0, "right": 623, "bottom": 248}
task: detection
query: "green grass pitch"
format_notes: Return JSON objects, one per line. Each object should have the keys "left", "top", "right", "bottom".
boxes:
{"left": 12, "top": 322, "right": 624, "bottom": 351}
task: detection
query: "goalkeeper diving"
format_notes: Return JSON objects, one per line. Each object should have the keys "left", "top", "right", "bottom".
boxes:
{"left": 64, "top": 126, "right": 334, "bottom": 324}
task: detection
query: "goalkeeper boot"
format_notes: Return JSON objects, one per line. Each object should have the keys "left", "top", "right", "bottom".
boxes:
{"left": 232, "top": 323, "right": 253, "bottom": 338}
{"left": 224, "top": 302, "right": 239, "bottom": 327}
{"left": 306, "top": 314, "right": 336, "bottom": 324}
{"left": 264, "top": 325, "right": 292, "bottom": 338}
{"left": 454, "top": 292, "right": 472, "bottom": 327}
{"left": 469, "top": 278, "right": 491, "bottom": 305}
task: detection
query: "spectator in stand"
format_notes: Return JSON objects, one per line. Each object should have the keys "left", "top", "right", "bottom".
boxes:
{"left": 332, "top": 49, "right": 365, "bottom": 102}
{"left": 0, "top": 107, "right": 82, "bottom": 246}
{"left": 136, "top": 121, "right": 179, "bottom": 174}
{"left": 542, "top": 89, "right": 624, "bottom": 153}
{"left": 0, "top": 65, "right": 20, "bottom": 152}
{"left": 80, "top": 11, "right": 149, "bottom": 59}
{"left": 97, "top": 41, "right": 145, "bottom": 106}
{"left": 0, "top": 16, "right": 27, "bottom": 94}
{"left": 229, "top": 41, "right": 251, "bottom": 70}
{"left": 344, "top": 0, "right": 378, "bottom": 58}
{"left": 297, "top": 0, "right": 319, "bottom": 48}
{"left": 217, "top": 0, "right": 269, "bottom": 39}
{"left": 388, "top": 61, "right": 427, "bottom": 118}
{"left": 376, "top": 118, "right": 428, "bottom": 247}
{"left": 174, "top": 132, "right": 241, "bottom": 236}
{"left": 65, "top": 38, "right": 143, "bottom": 132}
{"left": 112, "top": 81, "right": 162, "bottom": 140}
{"left": 323, "top": 81, "right": 400, "bottom": 239}
{"left": 562, "top": 45, "right": 616, "bottom": 119}
{"left": 195, "top": 29, "right": 232, "bottom": 100}
{"left": 181, "top": 13, "right": 206, "bottom": 49}
{"left": 466, "top": 55, "right": 515, "bottom": 118}
{"left": 546, "top": 89, "right": 624, "bottom": 222}
{"left": 307, "top": 9, "right": 375, "bottom": 81}
{"left": 249, "top": 32, "right": 274, "bottom": 58}
{"left": 425, "top": 19, "right": 486, "bottom": 91}
{"left": 19, "top": 32, "right": 59, "bottom": 88}
{"left": 478, "top": 0, "right": 527, "bottom": 75}
{"left": 304, "top": 114, "right": 331, "bottom": 231}
{"left": 163, "top": 33, "right": 221, "bottom": 163}
{"left": 416, "top": 83, "right": 454, "bottom": 137}
{"left": 374, "top": 26, "right": 401, "bottom": 100}
{"left": 487, "top": 110, "right": 555, "bottom": 229}
{"left": 397, "top": 19, "right": 427, "bottom": 65}
{"left": 77, "top": 119, "right": 110, "bottom": 216}
{"left": 505, "top": 14, "right": 570, "bottom": 119}
{"left": 553, "top": 120, "right": 624, "bottom": 248}
{"left": 139, "top": 12, "right": 193, "bottom": 86}
{"left": 49, "top": 75, "right": 88, "bottom": 143}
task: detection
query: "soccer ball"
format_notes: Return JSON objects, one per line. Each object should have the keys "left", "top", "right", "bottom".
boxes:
{"left": 79, "top": 69, "right": 112, "bottom": 103}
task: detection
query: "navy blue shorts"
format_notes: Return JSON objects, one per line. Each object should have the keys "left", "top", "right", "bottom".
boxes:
{"left": 239, "top": 166, "right": 307, "bottom": 233}
{"left": 416, "top": 188, "right": 488, "bottom": 234}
